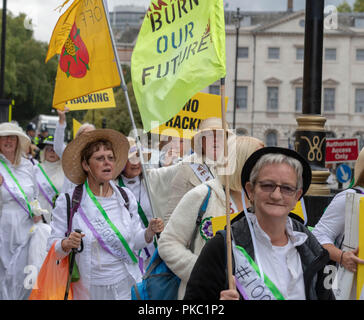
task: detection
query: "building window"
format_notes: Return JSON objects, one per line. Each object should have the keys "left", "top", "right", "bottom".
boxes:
{"left": 236, "top": 86, "right": 248, "bottom": 110}
{"left": 356, "top": 49, "right": 364, "bottom": 61}
{"left": 267, "top": 87, "right": 279, "bottom": 110}
{"left": 295, "top": 87, "right": 303, "bottom": 112}
{"left": 296, "top": 47, "right": 304, "bottom": 60}
{"left": 268, "top": 47, "right": 280, "bottom": 60}
{"left": 323, "top": 88, "right": 335, "bottom": 112}
{"left": 355, "top": 18, "right": 364, "bottom": 28}
{"left": 266, "top": 131, "right": 278, "bottom": 147}
{"left": 325, "top": 48, "right": 336, "bottom": 61}
{"left": 238, "top": 47, "right": 249, "bottom": 58}
{"left": 209, "top": 85, "right": 220, "bottom": 95}
{"left": 355, "top": 88, "right": 364, "bottom": 112}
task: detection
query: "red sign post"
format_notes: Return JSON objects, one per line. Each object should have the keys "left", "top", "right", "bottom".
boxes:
{"left": 325, "top": 138, "right": 359, "bottom": 163}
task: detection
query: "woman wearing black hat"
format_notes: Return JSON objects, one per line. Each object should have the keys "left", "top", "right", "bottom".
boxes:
{"left": 184, "top": 147, "right": 335, "bottom": 300}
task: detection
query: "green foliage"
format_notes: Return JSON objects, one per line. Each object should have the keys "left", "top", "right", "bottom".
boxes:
{"left": 354, "top": 0, "right": 364, "bottom": 11}
{"left": 82, "top": 65, "right": 143, "bottom": 135}
{"left": 337, "top": 1, "right": 352, "bottom": 12}
{"left": 1, "top": 11, "right": 57, "bottom": 127}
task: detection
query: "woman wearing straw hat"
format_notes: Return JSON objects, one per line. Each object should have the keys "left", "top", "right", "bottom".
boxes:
{"left": 158, "top": 135, "right": 264, "bottom": 299}
{"left": 164, "top": 117, "right": 230, "bottom": 224}
{"left": 0, "top": 122, "right": 47, "bottom": 300}
{"left": 184, "top": 147, "right": 335, "bottom": 300}
{"left": 48, "top": 129, "right": 163, "bottom": 300}
{"left": 54, "top": 107, "right": 95, "bottom": 194}
{"left": 312, "top": 148, "right": 364, "bottom": 274}
{"left": 117, "top": 137, "right": 160, "bottom": 270}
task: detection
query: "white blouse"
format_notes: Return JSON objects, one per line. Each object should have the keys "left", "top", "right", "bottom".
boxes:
{"left": 48, "top": 181, "right": 148, "bottom": 298}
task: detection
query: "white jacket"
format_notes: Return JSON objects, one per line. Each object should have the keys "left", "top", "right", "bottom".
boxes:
{"left": 158, "top": 178, "right": 229, "bottom": 299}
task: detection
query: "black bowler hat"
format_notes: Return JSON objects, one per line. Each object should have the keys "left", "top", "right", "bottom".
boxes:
{"left": 241, "top": 147, "right": 312, "bottom": 200}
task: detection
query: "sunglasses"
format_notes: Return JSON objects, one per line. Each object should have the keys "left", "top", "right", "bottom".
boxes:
{"left": 257, "top": 181, "right": 298, "bottom": 196}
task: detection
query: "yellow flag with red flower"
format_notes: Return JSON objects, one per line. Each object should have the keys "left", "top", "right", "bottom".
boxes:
{"left": 46, "top": 0, "right": 120, "bottom": 109}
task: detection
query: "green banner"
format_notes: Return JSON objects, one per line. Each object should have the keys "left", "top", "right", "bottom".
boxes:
{"left": 131, "top": 0, "right": 226, "bottom": 132}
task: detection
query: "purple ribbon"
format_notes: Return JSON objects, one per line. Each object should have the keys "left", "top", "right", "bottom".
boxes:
{"left": 77, "top": 205, "right": 114, "bottom": 257}
{"left": 78, "top": 205, "right": 144, "bottom": 273}
{"left": 37, "top": 182, "right": 53, "bottom": 206}
{"left": 235, "top": 277, "right": 250, "bottom": 300}
{"left": 2, "top": 179, "right": 31, "bottom": 217}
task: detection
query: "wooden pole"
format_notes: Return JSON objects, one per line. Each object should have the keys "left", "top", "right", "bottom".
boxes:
{"left": 220, "top": 78, "right": 234, "bottom": 290}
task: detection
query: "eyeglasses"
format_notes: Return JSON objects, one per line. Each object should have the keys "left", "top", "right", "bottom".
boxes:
{"left": 257, "top": 181, "right": 298, "bottom": 196}
{"left": 1, "top": 135, "right": 17, "bottom": 141}
{"left": 90, "top": 155, "right": 115, "bottom": 163}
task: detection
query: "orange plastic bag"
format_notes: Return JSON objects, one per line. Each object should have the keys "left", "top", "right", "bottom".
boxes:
{"left": 29, "top": 241, "right": 73, "bottom": 300}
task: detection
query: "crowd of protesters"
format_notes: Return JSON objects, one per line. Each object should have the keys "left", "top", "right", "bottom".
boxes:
{"left": 0, "top": 110, "right": 363, "bottom": 301}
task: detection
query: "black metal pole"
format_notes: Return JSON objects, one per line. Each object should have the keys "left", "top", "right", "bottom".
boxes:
{"left": 295, "top": 0, "right": 332, "bottom": 226}
{"left": 232, "top": 8, "right": 241, "bottom": 129}
{"left": 0, "top": 0, "right": 7, "bottom": 99}
{"left": 302, "top": 0, "right": 324, "bottom": 115}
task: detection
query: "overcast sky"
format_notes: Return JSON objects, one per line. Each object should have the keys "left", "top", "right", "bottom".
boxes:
{"left": 0, "top": 0, "right": 356, "bottom": 43}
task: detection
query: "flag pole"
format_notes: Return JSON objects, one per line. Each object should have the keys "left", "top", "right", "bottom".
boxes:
{"left": 101, "top": 0, "right": 158, "bottom": 220}
{"left": 220, "top": 77, "right": 234, "bottom": 290}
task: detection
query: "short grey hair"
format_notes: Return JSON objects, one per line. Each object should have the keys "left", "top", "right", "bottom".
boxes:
{"left": 249, "top": 153, "right": 303, "bottom": 190}
{"left": 75, "top": 123, "right": 95, "bottom": 138}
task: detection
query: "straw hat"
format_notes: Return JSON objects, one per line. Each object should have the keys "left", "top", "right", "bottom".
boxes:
{"left": 0, "top": 122, "right": 30, "bottom": 152}
{"left": 191, "top": 117, "right": 230, "bottom": 153}
{"left": 62, "top": 129, "right": 129, "bottom": 185}
{"left": 241, "top": 147, "right": 312, "bottom": 200}
{"left": 354, "top": 147, "right": 364, "bottom": 186}
{"left": 127, "top": 137, "right": 151, "bottom": 162}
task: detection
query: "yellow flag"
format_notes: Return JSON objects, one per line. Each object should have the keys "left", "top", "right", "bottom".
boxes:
{"left": 72, "top": 118, "right": 82, "bottom": 139}
{"left": 47, "top": 0, "right": 120, "bottom": 109}
{"left": 357, "top": 198, "right": 364, "bottom": 299}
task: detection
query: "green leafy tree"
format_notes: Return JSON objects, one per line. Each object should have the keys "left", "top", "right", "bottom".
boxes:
{"left": 353, "top": 0, "right": 364, "bottom": 11}
{"left": 337, "top": 1, "right": 352, "bottom": 12}
{"left": 1, "top": 11, "right": 57, "bottom": 127}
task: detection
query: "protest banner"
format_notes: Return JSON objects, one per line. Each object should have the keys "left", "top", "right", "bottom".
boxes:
{"left": 131, "top": 0, "right": 226, "bottom": 132}
{"left": 64, "top": 88, "right": 116, "bottom": 111}
{"left": 46, "top": 0, "right": 120, "bottom": 110}
{"left": 150, "top": 92, "right": 228, "bottom": 139}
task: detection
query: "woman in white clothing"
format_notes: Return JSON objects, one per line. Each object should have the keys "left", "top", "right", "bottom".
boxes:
{"left": 158, "top": 135, "right": 264, "bottom": 299}
{"left": 0, "top": 122, "right": 44, "bottom": 300}
{"left": 35, "top": 136, "right": 65, "bottom": 222}
{"left": 312, "top": 147, "right": 364, "bottom": 272}
{"left": 117, "top": 137, "right": 157, "bottom": 270}
{"left": 48, "top": 129, "right": 163, "bottom": 300}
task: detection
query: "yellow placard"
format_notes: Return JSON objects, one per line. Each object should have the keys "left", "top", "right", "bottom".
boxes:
{"left": 211, "top": 213, "right": 240, "bottom": 236}
{"left": 72, "top": 118, "right": 82, "bottom": 140}
{"left": 357, "top": 198, "right": 364, "bottom": 299}
{"left": 150, "top": 92, "right": 228, "bottom": 140}
{"left": 61, "top": 88, "right": 116, "bottom": 111}
{"left": 291, "top": 200, "right": 305, "bottom": 223}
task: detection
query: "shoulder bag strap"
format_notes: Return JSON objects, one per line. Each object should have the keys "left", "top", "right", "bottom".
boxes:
{"left": 188, "top": 185, "right": 212, "bottom": 252}
{"left": 116, "top": 185, "right": 129, "bottom": 210}
{"left": 65, "top": 193, "right": 71, "bottom": 237}
{"left": 66, "top": 184, "right": 83, "bottom": 236}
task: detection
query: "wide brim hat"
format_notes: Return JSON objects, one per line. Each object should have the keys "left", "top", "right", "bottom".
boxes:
{"left": 62, "top": 129, "right": 129, "bottom": 185}
{"left": 354, "top": 147, "right": 364, "bottom": 185}
{"left": 241, "top": 146, "right": 312, "bottom": 200}
{"left": 191, "top": 117, "right": 232, "bottom": 153}
{"left": 0, "top": 122, "right": 31, "bottom": 152}
{"left": 127, "top": 137, "right": 151, "bottom": 162}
